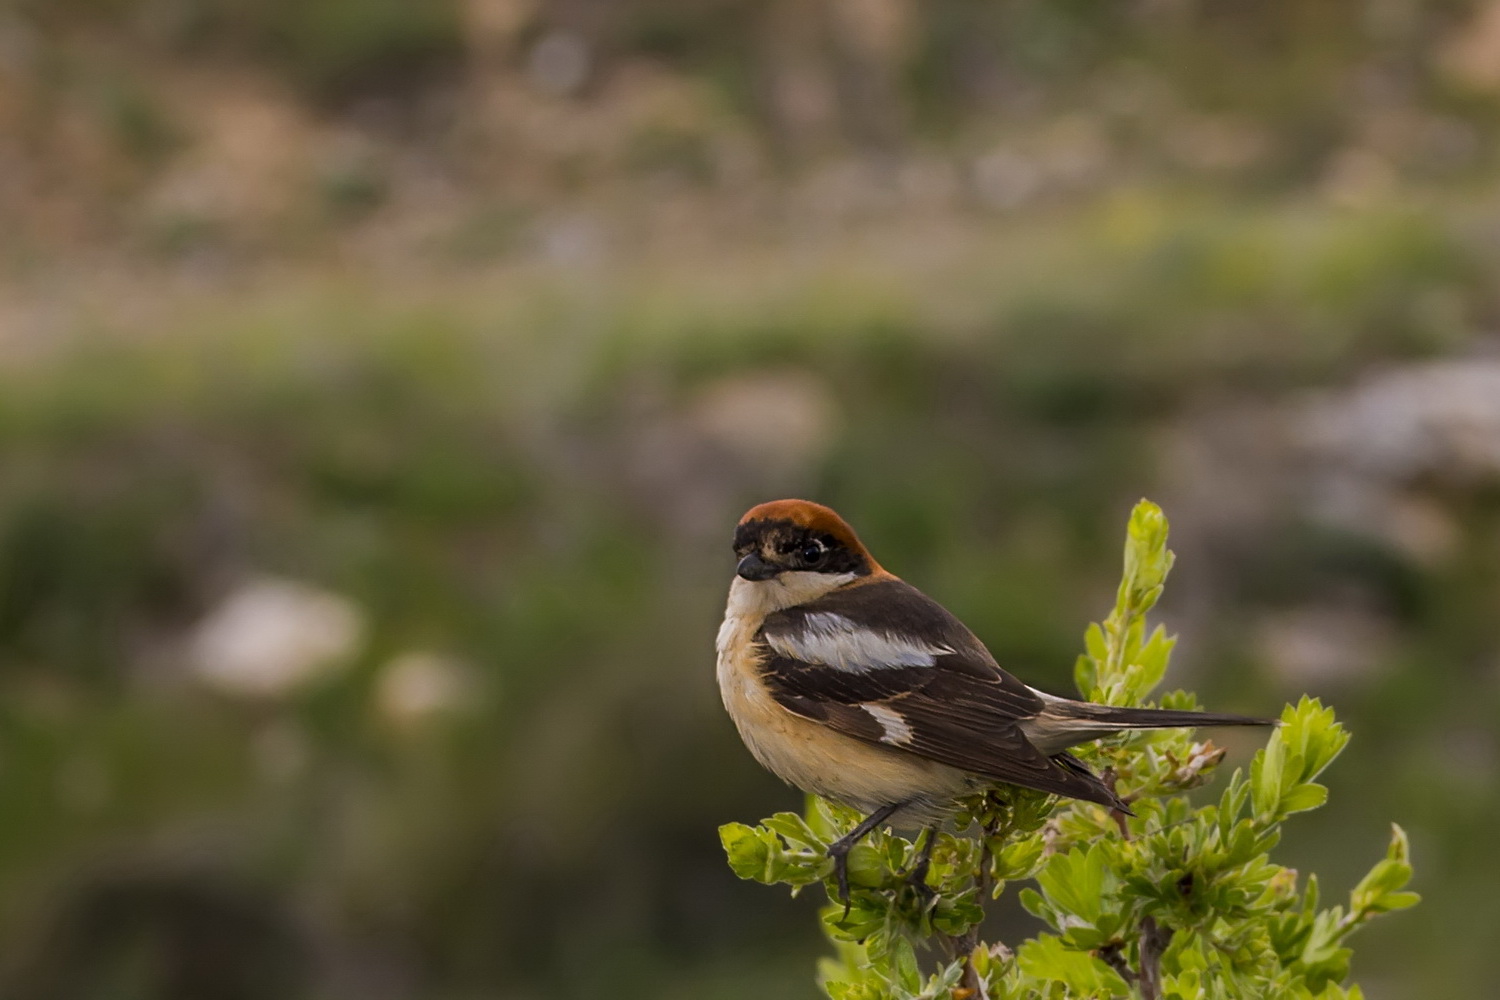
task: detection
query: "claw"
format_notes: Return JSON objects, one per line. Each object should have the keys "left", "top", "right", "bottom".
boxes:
{"left": 824, "top": 800, "right": 906, "bottom": 921}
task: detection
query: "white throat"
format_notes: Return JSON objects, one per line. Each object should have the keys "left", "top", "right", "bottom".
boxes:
{"left": 722, "top": 571, "right": 859, "bottom": 619}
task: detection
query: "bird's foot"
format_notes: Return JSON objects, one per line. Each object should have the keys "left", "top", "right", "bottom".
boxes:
{"left": 827, "top": 841, "right": 854, "bottom": 920}
{"left": 901, "top": 829, "right": 940, "bottom": 911}
{"left": 825, "top": 801, "right": 907, "bottom": 922}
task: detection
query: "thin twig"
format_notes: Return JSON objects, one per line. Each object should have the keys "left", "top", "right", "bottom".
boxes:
{"left": 945, "top": 806, "right": 1008, "bottom": 998}
{"left": 1097, "top": 941, "right": 1136, "bottom": 986}
{"left": 1103, "top": 767, "right": 1134, "bottom": 840}
{"left": 953, "top": 820, "right": 994, "bottom": 996}
{"left": 1137, "top": 916, "right": 1171, "bottom": 1000}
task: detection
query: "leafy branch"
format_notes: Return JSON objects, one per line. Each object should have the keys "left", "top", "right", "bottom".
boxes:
{"left": 721, "top": 500, "right": 1417, "bottom": 999}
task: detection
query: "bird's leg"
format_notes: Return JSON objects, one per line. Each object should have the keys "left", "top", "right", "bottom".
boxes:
{"left": 903, "top": 826, "right": 941, "bottom": 912}
{"left": 828, "top": 801, "right": 905, "bottom": 918}
{"left": 905, "top": 827, "right": 940, "bottom": 891}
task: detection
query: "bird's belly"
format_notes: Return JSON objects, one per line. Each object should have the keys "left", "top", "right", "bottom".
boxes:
{"left": 716, "top": 616, "right": 971, "bottom": 824}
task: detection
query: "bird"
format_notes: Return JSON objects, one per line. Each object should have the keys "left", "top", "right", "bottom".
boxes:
{"left": 715, "top": 498, "right": 1274, "bottom": 909}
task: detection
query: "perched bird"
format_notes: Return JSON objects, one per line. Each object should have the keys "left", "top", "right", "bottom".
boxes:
{"left": 716, "top": 498, "right": 1273, "bottom": 907}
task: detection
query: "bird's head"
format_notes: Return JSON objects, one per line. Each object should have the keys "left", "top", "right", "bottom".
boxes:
{"left": 728, "top": 499, "right": 881, "bottom": 611}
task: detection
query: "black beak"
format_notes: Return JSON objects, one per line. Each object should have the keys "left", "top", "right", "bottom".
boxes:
{"left": 736, "top": 552, "right": 781, "bottom": 581}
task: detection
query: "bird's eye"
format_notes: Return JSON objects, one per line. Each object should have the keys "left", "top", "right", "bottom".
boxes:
{"left": 799, "top": 542, "right": 826, "bottom": 566}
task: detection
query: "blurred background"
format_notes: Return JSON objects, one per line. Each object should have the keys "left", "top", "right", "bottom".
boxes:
{"left": 1, "top": 1, "right": 1498, "bottom": 998}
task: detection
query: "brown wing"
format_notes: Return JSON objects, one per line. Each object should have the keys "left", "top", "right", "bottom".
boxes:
{"left": 758, "top": 579, "right": 1124, "bottom": 809}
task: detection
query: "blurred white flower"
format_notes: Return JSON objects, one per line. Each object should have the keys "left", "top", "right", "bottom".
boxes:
{"left": 189, "top": 577, "right": 365, "bottom": 697}
{"left": 377, "top": 651, "right": 475, "bottom": 724}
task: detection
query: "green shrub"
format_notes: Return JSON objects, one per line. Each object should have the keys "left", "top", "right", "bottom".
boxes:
{"left": 721, "top": 502, "right": 1416, "bottom": 999}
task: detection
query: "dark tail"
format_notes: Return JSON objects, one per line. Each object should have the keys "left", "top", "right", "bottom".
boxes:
{"left": 1035, "top": 705, "right": 1275, "bottom": 813}
{"left": 1023, "top": 699, "right": 1276, "bottom": 755}
{"left": 1073, "top": 705, "right": 1276, "bottom": 730}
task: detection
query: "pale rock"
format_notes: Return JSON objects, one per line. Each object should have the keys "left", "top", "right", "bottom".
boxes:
{"left": 1300, "top": 359, "right": 1500, "bottom": 484}
{"left": 190, "top": 577, "right": 365, "bottom": 697}
{"left": 1254, "top": 603, "right": 1393, "bottom": 687}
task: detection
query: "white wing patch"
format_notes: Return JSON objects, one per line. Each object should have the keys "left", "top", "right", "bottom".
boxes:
{"left": 860, "top": 703, "right": 914, "bottom": 745}
{"left": 765, "top": 612, "right": 951, "bottom": 672}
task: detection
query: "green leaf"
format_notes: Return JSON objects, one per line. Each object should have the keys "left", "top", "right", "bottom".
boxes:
{"left": 1386, "top": 823, "right": 1411, "bottom": 864}
{"left": 893, "top": 937, "right": 921, "bottom": 993}
{"left": 1350, "top": 825, "right": 1419, "bottom": 916}
{"left": 1085, "top": 623, "right": 1109, "bottom": 662}
{"left": 1280, "top": 783, "right": 1328, "bottom": 815}
{"left": 844, "top": 844, "right": 887, "bottom": 889}
{"left": 1280, "top": 696, "right": 1349, "bottom": 785}
{"left": 1016, "top": 934, "right": 1130, "bottom": 995}
{"left": 1074, "top": 653, "right": 1098, "bottom": 699}
{"left": 995, "top": 835, "right": 1046, "bottom": 880}
{"left": 765, "top": 811, "right": 827, "bottom": 850}
{"left": 1036, "top": 844, "right": 1113, "bottom": 924}
{"left": 1018, "top": 887, "right": 1049, "bottom": 921}
{"left": 1131, "top": 624, "right": 1176, "bottom": 698}
{"left": 720, "top": 822, "right": 771, "bottom": 882}
{"left": 1251, "top": 734, "right": 1285, "bottom": 822}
